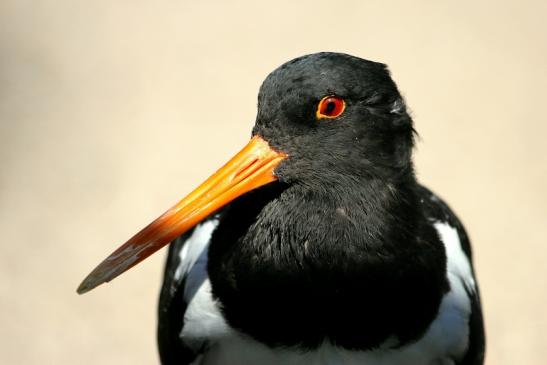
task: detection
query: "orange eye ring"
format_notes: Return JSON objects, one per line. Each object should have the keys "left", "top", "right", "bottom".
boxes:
{"left": 316, "top": 95, "right": 346, "bottom": 119}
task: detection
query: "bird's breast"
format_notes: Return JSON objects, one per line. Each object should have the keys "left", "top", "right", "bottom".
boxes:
{"left": 179, "top": 217, "right": 472, "bottom": 364}
{"left": 205, "top": 186, "right": 447, "bottom": 350}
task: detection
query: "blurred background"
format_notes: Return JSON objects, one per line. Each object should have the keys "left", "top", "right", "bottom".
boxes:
{"left": 1, "top": 0, "right": 545, "bottom": 364}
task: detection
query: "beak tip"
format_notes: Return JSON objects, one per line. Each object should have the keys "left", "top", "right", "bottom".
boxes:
{"left": 76, "top": 274, "right": 102, "bottom": 295}
{"left": 76, "top": 281, "right": 92, "bottom": 295}
{"left": 76, "top": 283, "right": 90, "bottom": 295}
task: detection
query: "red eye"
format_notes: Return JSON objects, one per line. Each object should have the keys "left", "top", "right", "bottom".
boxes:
{"left": 316, "top": 95, "right": 345, "bottom": 119}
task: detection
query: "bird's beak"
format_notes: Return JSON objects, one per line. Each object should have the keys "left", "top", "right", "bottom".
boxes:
{"left": 77, "top": 136, "right": 286, "bottom": 294}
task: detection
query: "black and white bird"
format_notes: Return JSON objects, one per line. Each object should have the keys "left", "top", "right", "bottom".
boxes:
{"left": 78, "top": 52, "right": 485, "bottom": 365}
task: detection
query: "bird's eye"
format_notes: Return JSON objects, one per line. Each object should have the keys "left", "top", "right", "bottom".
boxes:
{"left": 316, "top": 95, "right": 345, "bottom": 119}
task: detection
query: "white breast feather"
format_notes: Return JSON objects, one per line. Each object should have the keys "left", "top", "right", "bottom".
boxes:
{"left": 175, "top": 219, "right": 231, "bottom": 351}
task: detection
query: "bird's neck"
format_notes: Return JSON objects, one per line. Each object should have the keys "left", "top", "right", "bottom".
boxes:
{"left": 208, "top": 177, "right": 447, "bottom": 350}
{"left": 290, "top": 176, "right": 420, "bottom": 247}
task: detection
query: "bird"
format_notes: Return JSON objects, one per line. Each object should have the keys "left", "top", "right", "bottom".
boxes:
{"left": 78, "top": 52, "right": 485, "bottom": 365}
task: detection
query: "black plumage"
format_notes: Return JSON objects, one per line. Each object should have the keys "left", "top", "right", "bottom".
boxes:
{"left": 157, "top": 52, "right": 485, "bottom": 364}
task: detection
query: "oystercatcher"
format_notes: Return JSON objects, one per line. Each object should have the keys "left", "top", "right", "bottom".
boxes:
{"left": 78, "top": 52, "right": 485, "bottom": 365}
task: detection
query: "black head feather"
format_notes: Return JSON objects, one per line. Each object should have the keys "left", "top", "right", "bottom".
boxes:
{"left": 253, "top": 52, "right": 415, "bottom": 186}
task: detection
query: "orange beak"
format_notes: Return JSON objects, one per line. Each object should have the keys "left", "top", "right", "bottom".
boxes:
{"left": 77, "top": 136, "right": 286, "bottom": 294}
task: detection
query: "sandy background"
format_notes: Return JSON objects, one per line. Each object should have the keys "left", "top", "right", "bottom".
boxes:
{"left": 1, "top": 1, "right": 546, "bottom": 364}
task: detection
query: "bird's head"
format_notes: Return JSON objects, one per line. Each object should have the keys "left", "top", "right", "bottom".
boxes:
{"left": 255, "top": 52, "right": 415, "bottom": 188}
{"left": 77, "top": 52, "right": 416, "bottom": 294}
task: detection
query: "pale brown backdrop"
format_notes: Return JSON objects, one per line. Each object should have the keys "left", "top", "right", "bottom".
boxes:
{"left": 1, "top": 1, "right": 546, "bottom": 364}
